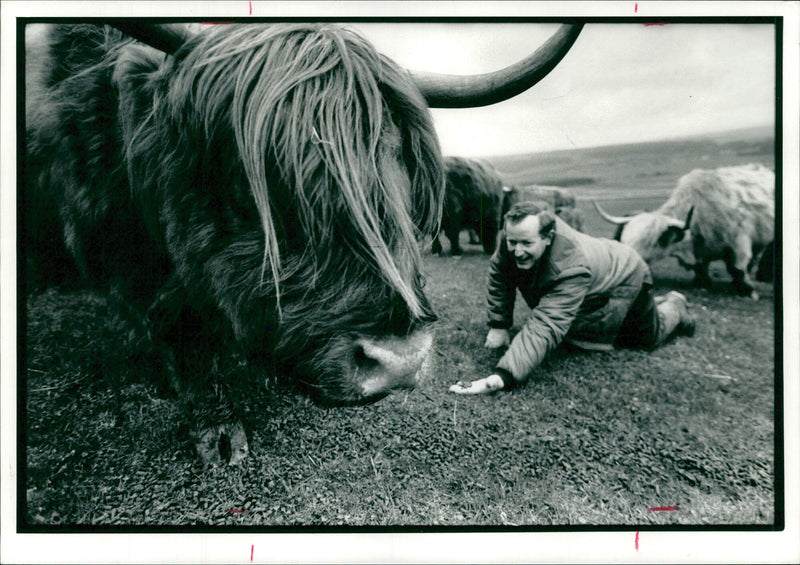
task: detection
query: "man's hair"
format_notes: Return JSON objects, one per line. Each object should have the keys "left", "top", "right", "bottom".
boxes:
{"left": 503, "top": 201, "right": 556, "bottom": 237}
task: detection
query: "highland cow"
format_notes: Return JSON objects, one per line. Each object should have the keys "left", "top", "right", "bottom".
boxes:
{"left": 432, "top": 156, "right": 504, "bottom": 255}
{"left": 24, "top": 22, "right": 582, "bottom": 464}
{"left": 593, "top": 164, "right": 774, "bottom": 299}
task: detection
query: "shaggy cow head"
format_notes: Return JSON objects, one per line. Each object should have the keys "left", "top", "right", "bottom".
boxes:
{"left": 593, "top": 201, "right": 694, "bottom": 263}
{"left": 116, "top": 25, "right": 443, "bottom": 404}
{"left": 112, "top": 22, "right": 583, "bottom": 405}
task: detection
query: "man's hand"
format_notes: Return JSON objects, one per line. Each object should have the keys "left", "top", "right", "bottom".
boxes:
{"left": 484, "top": 328, "right": 510, "bottom": 349}
{"left": 449, "top": 374, "right": 505, "bottom": 395}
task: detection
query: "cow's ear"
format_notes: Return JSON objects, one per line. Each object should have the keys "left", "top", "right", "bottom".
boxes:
{"left": 658, "top": 226, "right": 685, "bottom": 247}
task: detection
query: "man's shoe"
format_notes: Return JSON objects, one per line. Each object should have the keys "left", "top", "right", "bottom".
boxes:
{"left": 666, "top": 291, "right": 696, "bottom": 337}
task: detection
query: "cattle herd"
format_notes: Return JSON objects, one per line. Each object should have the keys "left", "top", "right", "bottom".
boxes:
{"left": 432, "top": 156, "right": 586, "bottom": 256}
{"left": 593, "top": 164, "right": 775, "bottom": 300}
{"left": 23, "top": 22, "right": 776, "bottom": 465}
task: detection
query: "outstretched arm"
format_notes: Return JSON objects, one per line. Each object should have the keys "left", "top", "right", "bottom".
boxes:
{"left": 449, "top": 244, "right": 513, "bottom": 395}
{"left": 495, "top": 271, "right": 590, "bottom": 386}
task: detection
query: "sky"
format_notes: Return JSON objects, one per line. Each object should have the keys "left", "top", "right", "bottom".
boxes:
{"left": 353, "top": 22, "right": 775, "bottom": 157}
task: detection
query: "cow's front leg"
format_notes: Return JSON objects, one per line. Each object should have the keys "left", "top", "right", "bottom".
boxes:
{"left": 692, "top": 237, "right": 713, "bottom": 288}
{"left": 147, "top": 284, "right": 249, "bottom": 465}
{"left": 173, "top": 350, "right": 250, "bottom": 466}
{"left": 725, "top": 236, "right": 758, "bottom": 299}
{"left": 188, "top": 377, "right": 249, "bottom": 466}
{"left": 431, "top": 235, "right": 443, "bottom": 254}
{"left": 693, "top": 259, "right": 712, "bottom": 289}
{"left": 446, "top": 226, "right": 463, "bottom": 255}
{"left": 194, "top": 422, "right": 249, "bottom": 467}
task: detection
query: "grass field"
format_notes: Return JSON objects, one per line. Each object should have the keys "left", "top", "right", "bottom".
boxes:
{"left": 22, "top": 131, "right": 778, "bottom": 528}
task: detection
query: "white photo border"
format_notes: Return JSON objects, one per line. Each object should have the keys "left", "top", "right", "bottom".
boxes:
{"left": 2, "top": 2, "right": 798, "bottom": 563}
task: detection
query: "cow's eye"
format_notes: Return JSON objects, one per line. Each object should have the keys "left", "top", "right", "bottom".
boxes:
{"left": 658, "top": 229, "right": 679, "bottom": 247}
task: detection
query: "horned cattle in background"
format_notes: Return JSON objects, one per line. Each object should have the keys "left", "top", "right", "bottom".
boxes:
{"left": 593, "top": 164, "right": 774, "bottom": 299}
{"left": 432, "top": 157, "right": 505, "bottom": 255}
{"left": 502, "top": 184, "right": 584, "bottom": 232}
{"left": 25, "top": 22, "right": 583, "bottom": 464}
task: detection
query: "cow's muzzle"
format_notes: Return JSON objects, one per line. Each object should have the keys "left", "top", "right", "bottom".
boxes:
{"left": 353, "top": 330, "right": 433, "bottom": 398}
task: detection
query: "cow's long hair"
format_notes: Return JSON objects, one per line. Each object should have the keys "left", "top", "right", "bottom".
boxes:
{"left": 120, "top": 24, "right": 443, "bottom": 320}
{"left": 27, "top": 23, "right": 445, "bottom": 400}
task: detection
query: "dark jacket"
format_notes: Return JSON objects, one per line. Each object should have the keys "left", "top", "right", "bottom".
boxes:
{"left": 488, "top": 217, "right": 652, "bottom": 384}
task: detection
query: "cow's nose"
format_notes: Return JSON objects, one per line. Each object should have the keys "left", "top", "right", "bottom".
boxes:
{"left": 353, "top": 330, "right": 433, "bottom": 397}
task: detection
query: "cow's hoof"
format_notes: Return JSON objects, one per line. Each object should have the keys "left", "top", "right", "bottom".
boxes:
{"left": 750, "top": 290, "right": 760, "bottom": 301}
{"left": 193, "top": 421, "right": 249, "bottom": 466}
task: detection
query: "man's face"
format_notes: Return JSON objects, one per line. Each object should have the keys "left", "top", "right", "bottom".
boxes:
{"left": 505, "top": 214, "right": 551, "bottom": 270}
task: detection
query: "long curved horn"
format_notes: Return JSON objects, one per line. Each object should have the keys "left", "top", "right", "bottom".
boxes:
{"left": 592, "top": 200, "right": 631, "bottom": 225}
{"left": 110, "top": 22, "right": 193, "bottom": 54}
{"left": 410, "top": 23, "right": 583, "bottom": 108}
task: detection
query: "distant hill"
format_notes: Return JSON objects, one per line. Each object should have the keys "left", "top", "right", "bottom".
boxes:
{"left": 679, "top": 125, "right": 774, "bottom": 144}
{"left": 484, "top": 126, "right": 775, "bottom": 197}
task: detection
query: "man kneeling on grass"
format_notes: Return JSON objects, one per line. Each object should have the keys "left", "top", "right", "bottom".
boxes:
{"left": 449, "top": 201, "right": 696, "bottom": 395}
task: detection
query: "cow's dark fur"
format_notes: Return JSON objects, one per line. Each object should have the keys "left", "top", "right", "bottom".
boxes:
{"left": 431, "top": 156, "right": 504, "bottom": 255}
{"left": 25, "top": 23, "right": 445, "bottom": 464}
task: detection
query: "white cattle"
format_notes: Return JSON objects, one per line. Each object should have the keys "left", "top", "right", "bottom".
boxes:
{"left": 594, "top": 164, "right": 774, "bottom": 299}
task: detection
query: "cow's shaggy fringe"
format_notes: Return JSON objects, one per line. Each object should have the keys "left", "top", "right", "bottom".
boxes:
{"left": 127, "top": 24, "right": 444, "bottom": 319}
{"left": 27, "top": 22, "right": 444, "bottom": 414}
